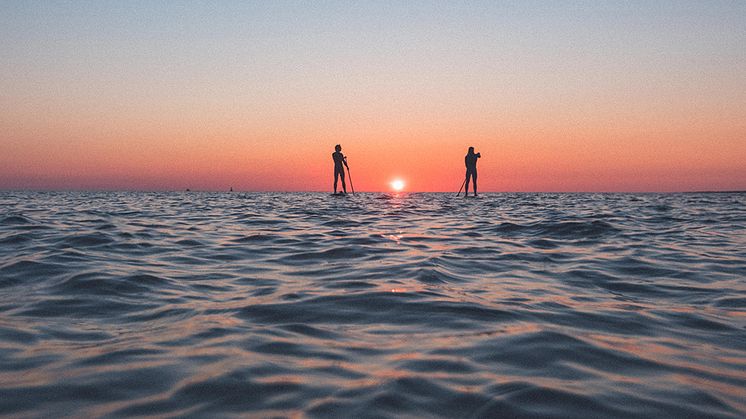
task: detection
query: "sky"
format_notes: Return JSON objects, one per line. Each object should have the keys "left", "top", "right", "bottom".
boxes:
{"left": 1, "top": 1, "right": 745, "bottom": 192}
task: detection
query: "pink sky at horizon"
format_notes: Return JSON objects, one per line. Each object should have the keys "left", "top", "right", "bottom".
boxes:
{"left": 2, "top": 2, "right": 745, "bottom": 192}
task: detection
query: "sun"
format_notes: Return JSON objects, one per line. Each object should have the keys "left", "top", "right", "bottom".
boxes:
{"left": 391, "top": 179, "right": 405, "bottom": 192}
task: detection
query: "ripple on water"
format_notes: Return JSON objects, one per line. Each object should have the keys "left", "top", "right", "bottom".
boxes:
{"left": 0, "top": 191, "right": 744, "bottom": 418}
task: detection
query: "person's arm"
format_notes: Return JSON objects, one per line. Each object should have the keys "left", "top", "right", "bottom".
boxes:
{"left": 477, "top": 152, "right": 481, "bottom": 158}
{"left": 343, "top": 155, "right": 349, "bottom": 168}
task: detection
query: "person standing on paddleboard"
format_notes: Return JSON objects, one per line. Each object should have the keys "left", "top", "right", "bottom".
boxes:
{"left": 464, "top": 146, "right": 481, "bottom": 197}
{"left": 332, "top": 144, "right": 349, "bottom": 195}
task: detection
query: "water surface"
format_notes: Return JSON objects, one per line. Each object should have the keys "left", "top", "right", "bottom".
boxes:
{"left": 1, "top": 192, "right": 745, "bottom": 417}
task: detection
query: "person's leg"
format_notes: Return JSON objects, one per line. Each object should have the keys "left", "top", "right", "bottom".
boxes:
{"left": 341, "top": 170, "right": 347, "bottom": 194}
{"left": 334, "top": 168, "right": 340, "bottom": 193}
{"left": 464, "top": 172, "right": 471, "bottom": 196}
{"left": 472, "top": 171, "right": 478, "bottom": 196}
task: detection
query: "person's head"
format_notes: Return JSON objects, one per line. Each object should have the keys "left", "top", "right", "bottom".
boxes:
{"left": 335, "top": 144, "right": 342, "bottom": 152}
{"left": 468, "top": 146, "right": 475, "bottom": 154}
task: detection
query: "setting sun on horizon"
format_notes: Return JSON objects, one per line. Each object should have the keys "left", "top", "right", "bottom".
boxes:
{"left": 1, "top": 2, "right": 745, "bottom": 192}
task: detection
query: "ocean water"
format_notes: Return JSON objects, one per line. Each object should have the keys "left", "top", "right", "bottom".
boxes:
{"left": 1, "top": 191, "right": 745, "bottom": 418}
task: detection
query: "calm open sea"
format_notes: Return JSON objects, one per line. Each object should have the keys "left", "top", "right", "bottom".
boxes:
{"left": 1, "top": 191, "right": 745, "bottom": 418}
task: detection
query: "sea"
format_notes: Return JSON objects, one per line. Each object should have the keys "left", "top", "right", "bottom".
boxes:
{"left": 1, "top": 191, "right": 745, "bottom": 418}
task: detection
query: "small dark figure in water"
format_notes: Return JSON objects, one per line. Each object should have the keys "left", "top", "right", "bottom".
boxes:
{"left": 464, "top": 146, "right": 481, "bottom": 197}
{"left": 332, "top": 144, "right": 349, "bottom": 194}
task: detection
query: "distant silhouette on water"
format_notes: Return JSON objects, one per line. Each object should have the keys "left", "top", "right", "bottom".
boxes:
{"left": 464, "top": 146, "right": 481, "bottom": 197}
{"left": 332, "top": 144, "right": 349, "bottom": 195}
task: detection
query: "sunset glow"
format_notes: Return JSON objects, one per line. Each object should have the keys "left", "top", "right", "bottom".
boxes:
{"left": 1, "top": 2, "right": 744, "bottom": 192}
{"left": 391, "top": 179, "right": 405, "bottom": 192}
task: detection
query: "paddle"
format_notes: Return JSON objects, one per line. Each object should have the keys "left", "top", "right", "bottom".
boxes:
{"left": 456, "top": 177, "right": 466, "bottom": 197}
{"left": 345, "top": 159, "right": 355, "bottom": 195}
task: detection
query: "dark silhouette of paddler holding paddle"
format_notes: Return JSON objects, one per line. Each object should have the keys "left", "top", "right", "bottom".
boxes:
{"left": 332, "top": 144, "right": 349, "bottom": 195}
{"left": 457, "top": 146, "right": 481, "bottom": 197}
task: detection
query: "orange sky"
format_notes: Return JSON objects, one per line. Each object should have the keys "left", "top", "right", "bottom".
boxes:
{"left": 1, "top": 2, "right": 745, "bottom": 192}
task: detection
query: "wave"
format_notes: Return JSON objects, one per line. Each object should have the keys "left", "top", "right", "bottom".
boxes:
{"left": 492, "top": 219, "right": 620, "bottom": 239}
{"left": 1, "top": 214, "right": 34, "bottom": 225}
{"left": 0, "top": 191, "right": 744, "bottom": 418}
{"left": 51, "top": 272, "right": 173, "bottom": 297}
{"left": 58, "top": 232, "right": 114, "bottom": 248}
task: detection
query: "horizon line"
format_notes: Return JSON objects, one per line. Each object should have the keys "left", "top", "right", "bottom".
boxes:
{"left": 2, "top": 189, "right": 744, "bottom": 194}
